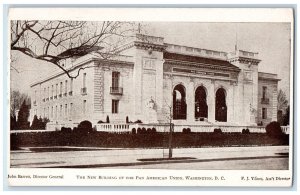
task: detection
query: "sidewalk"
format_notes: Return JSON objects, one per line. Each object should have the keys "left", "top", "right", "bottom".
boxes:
{"left": 10, "top": 146, "right": 289, "bottom": 168}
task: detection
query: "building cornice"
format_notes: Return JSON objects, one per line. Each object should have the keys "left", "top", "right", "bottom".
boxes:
{"left": 228, "top": 56, "right": 261, "bottom": 65}
{"left": 134, "top": 41, "right": 167, "bottom": 52}
{"left": 164, "top": 59, "right": 241, "bottom": 73}
{"left": 30, "top": 58, "right": 133, "bottom": 87}
{"left": 258, "top": 77, "right": 281, "bottom": 82}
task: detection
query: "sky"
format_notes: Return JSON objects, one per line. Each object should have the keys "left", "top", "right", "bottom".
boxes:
{"left": 10, "top": 22, "right": 291, "bottom": 101}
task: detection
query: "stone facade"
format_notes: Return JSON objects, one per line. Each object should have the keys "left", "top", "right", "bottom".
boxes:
{"left": 29, "top": 34, "right": 280, "bottom": 129}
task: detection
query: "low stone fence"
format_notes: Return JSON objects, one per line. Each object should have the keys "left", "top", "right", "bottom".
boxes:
{"left": 95, "top": 124, "right": 131, "bottom": 133}
{"left": 95, "top": 123, "right": 290, "bottom": 134}
{"left": 12, "top": 124, "right": 289, "bottom": 135}
{"left": 10, "top": 129, "right": 56, "bottom": 134}
{"left": 281, "top": 126, "right": 290, "bottom": 134}
{"left": 46, "top": 123, "right": 79, "bottom": 131}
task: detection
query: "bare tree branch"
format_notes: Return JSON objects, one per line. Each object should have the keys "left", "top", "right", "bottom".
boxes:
{"left": 11, "top": 20, "right": 138, "bottom": 78}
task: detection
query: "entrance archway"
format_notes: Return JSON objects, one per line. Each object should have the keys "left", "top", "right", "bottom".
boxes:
{"left": 215, "top": 88, "right": 227, "bottom": 122}
{"left": 195, "top": 86, "right": 208, "bottom": 120}
{"left": 173, "top": 84, "right": 187, "bottom": 120}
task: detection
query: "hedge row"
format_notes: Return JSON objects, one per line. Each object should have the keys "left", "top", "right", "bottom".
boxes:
{"left": 11, "top": 131, "right": 289, "bottom": 150}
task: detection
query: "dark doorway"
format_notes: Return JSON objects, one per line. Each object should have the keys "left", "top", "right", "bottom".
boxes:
{"left": 215, "top": 88, "right": 227, "bottom": 122}
{"left": 195, "top": 86, "right": 208, "bottom": 120}
{"left": 173, "top": 84, "right": 187, "bottom": 120}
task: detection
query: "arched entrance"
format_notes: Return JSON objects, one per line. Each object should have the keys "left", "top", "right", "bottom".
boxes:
{"left": 173, "top": 84, "right": 187, "bottom": 120}
{"left": 195, "top": 86, "right": 208, "bottom": 120}
{"left": 215, "top": 88, "right": 227, "bottom": 122}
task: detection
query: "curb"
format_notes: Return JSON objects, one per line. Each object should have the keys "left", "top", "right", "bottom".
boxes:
{"left": 42, "top": 155, "right": 288, "bottom": 168}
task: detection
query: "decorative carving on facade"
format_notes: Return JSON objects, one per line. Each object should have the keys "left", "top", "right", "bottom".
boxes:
{"left": 143, "top": 58, "right": 156, "bottom": 70}
{"left": 146, "top": 96, "right": 156, "bottom": 110}
{"left": 244, "top": 71, "right": 253, "bottom": 81}
{"left": 230, "top": 81, "right": 238, "bottom": 86}
{"left": 134, "top": 41, "right": 167, "bottom": 52}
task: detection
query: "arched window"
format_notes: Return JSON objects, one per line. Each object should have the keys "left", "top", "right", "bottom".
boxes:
{"left": 173, "top": 84, "right": 187, "bottom": 120}
{"left": 215, "top": 88, "right": 227, "bottom": 122}
{"left": 195, "top": 86, "right": 208, "bottom": 120}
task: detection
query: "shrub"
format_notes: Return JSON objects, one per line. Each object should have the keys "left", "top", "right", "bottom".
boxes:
{"left": 61, "top": 127, "right": 72, "bottom": 133}
{"left": 214, "top": 128, "right": 222, "bottom": 134}
{"left": 242, "top": 128, "right": 250, "bottom": 134}
{"left": 106, "top": 115, "right": 110, "bottom": 123}
{"left": 151, "top": 127, "right": 157, "bottom": 134}
{"left": 187, "top": 128, "right": 191, "bottom": 133}
{"left": 182, "top": 128, "right": 192, "bottom": 134}
{"left": 137, "top": 128, "right": 142, "bottom": 134}
{"left": 147, "top": 128, "right": 152, "bottom": 133}
{"left": 30, "top": 115, "right": 39, "bottom": 130}
{"left": 97, "top": 120, "right": 104, "bottom": 124}
{"left": 141, "top": 127, "right": 146, "bottom": 134}
{"left": 126, "top": 116, "right": 129, "bottom": 123}
{"left": 132, "top": 128, "right": 136, "bottom": 134}
{"left": 134, "top": 120, "right": 143, "bottom": 123}
{"left": 76, "top": 120, "right": 94, "bottom": 134}
{"left": 266, "top": 121, "right": 283, "bottom": 138}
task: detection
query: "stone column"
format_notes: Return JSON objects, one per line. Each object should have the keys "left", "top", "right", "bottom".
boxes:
{"left": 207, "top": 80, "right": 215, "bottom": 123}
{"left": 272, "top": 87, "right": 278, "bottom": 121}
{"left": 227, "top": 82, "right": 234, "bottom": 123}
{"left": 133, "top": 51, "right": 143, "bottom": 119}
{"left": 187, "top": 78, "right": 195, "bottom": 123}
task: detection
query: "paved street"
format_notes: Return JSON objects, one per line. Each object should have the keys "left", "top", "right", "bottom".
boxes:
{"left": 10, "top": 146, "right": 289, "bottom": 169}
{"left": 113, "top": 156, "right": 288, "bottom": 170}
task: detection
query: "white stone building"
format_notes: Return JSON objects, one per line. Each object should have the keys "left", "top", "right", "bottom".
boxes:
{"left": 30, "top": 34, "right": 280, "bottom": 130}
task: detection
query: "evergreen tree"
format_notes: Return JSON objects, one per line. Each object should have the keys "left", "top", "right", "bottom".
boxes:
{"left": 30, "top": 115, "right": 39, "bottom": 130}
{"left": 283, "top": 106, "right": 290, "bottom": 126}
{"left": 17, "top": 100, "right": 30, "bottom": 129}
{"left": 106, "top": 115, "right": 110, "bottom": 123}
{"left": 10, "top": 115, "right": 17, "bottom": 130}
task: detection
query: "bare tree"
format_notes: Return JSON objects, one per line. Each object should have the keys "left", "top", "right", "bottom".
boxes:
{"left": 10, "top": 90, "right": 30, "bottom": 118}
{"left": 277, "top": 89, "right": 288, "bottom": 112}
{"left": 163, "top": 95, "right": 174, "bottom": 158}
{"left": 10, "top": 20, "right": 138, "bottom": 78}
{"left": 277, "top": 89, "right": 289, "bottom": 125}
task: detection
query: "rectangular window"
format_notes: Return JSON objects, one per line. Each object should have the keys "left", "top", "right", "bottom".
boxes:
{"left": 44, "top": 88, "right": 46, "bottom": 99}
{"left": 70, "top": 78, "right": 73, "bottom": 92}
{"left": 47, "top": 87, "right": 50, "bottom": 99}
{"left": 262, "top": 108, "right": 267, "bottom": 119}
{"left": 43, "top": 108, "right": 46, "bottom": 118}
{"left": 70, "top": 103, "right": 73, "bottom": 119}
{"left": 51, "top": 85, "right": 54, "bottom": 97}
{"left": 65, "top": 80, "right": 68, "bottom": 95}
{"left": 83, "top": 100, "right": 87, "bottom": 114}
{"left": 56, "top": 84, "right": 58, "bottom": 96}
{"left": 60, "top": 82, "right": 63, "bottom": 95}
{"left": 112, "top": 100, "right": 119, "bottom": 113}
{"left": 262, "top": 86, "right": 267, "bottom": 99}
{"left": 65, "top": 104, "right": 68, "bottom": 118}
{"left": 112, "top": 72, "right": 120, "bottom": 88}
{"left": 83, "top": 73, "right": 86, "bottom": 88}
{"left": 60, "top": 105, "right": 62, "bottom": 117}
{"left": 51, "top": 106, "right": 53, "bottom": 118}
{"left": 55, "top": 105, "right": 58, "bottom": 119}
